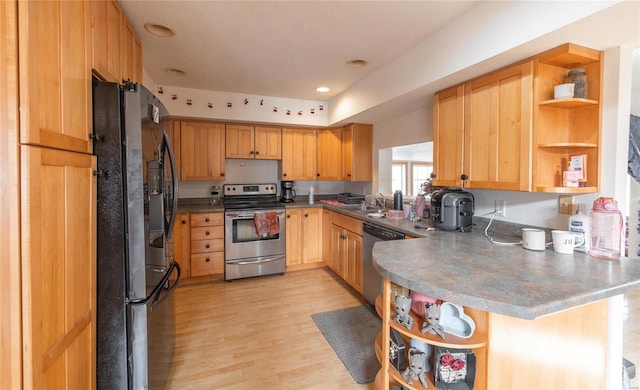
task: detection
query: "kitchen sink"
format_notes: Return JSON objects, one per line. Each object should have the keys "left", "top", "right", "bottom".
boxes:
{"left": 339, "top": 204, "right": 388, "bottom": 214}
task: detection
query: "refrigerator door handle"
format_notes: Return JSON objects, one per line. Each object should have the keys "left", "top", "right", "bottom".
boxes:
{"left": 129, "top": 260, "right": 178, "bottom": 306}
{"left": 163, "top": 130, "right": 178, "bottom": 239}
{"left": 151, "top": 260, "right": 181, "bottom": 309}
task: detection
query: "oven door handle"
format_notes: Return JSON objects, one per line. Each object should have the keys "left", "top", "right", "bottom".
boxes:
{"left": 227, "top": 256, "right": 284, "bottom": 265}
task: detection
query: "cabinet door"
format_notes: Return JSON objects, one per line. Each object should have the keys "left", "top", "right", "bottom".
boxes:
{"left": 464, "top": 61, "right": 533, "bottom": 191}
{"left": 317, "top": 128, "right": 343, "bottom": 180}
{"left": 180, "top": 121, "right": 225, "bottom": 180}
{"left": 285, "top": 209, "right": 302, "bottom": 266}
{"left": 172, "top": 214, "right": 191, "bottom": 280}
{"left": 281, "top": 128, "right": 317, "bottom": 180}
{"left": 432, "top": 85, "right": 465, "bottom": 187}
{"left": 342, "top": 123, "right": 373, "bottom": 181}
{"left": 330, "top": 224, "right": 346, "bottom": 278}
{"left": 90, "top": 0, "right": 122, "bottom": 83}
{"left": 21, "top": 146, "right": 96, "bottom": 389}
{"left": 302, "top": 208, "right": 323, "bottom": 264}
{"left": 254, "top": 126, "right": 282, "bottom": 160}
{"left": 225, "top": 124, "right": 254, "bottom": 159}
{"left": 344, "top": 230, "right": 363, "bottom": 293}
{"left": 18, "top": 0, "right": 92, "bottom": 154}
{"left": 120, "top": 17, "right": 142, "bottom": 83}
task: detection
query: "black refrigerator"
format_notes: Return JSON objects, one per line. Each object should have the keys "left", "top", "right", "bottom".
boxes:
{"left": 93, "top": 79, "right": 181, "bottom": 389}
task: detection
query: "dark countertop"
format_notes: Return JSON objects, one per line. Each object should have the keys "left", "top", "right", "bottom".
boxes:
{"left": 372, "top": 229, "right": 640, "bottom": 320}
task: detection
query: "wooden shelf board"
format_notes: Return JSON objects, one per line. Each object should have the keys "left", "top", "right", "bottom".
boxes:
{"left": 388, "top": 364, "right": 434, "bottom": 390}
{"left": 535, "top": 186, "right": 598, "bottom": 194}
{"left": 539, "top": 98, "right": 598, "bottom": 108}
{"left": 388, "top": 306, "right": 486, "bottom": 349}
{"left": 375, "top": 331, "right": 383, "bottom": 363}
{"left": 538, "top": 143, "right": 598, "bottom": 149}
{"left": 536, "top": 43, "right": 601, "bottom": 68}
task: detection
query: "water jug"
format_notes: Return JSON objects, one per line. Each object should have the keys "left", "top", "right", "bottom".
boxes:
{"left": 393, "top": 190, "right": 403, "bottom": 210}
{"left": 589, "top": 197, "right": 622, "bottom": 260}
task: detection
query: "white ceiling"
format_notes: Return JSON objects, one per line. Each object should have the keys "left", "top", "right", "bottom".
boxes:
{"left": 120, "top": 1, "right": 640, "bottom": 125}
{"left": 120, "top": 1, "right": 480, "bottom": 101}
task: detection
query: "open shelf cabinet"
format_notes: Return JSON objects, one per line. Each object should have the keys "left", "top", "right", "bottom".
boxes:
{"left": 376, "top": 283, "right": 488, "bottom": 390}
{"left": 533, "top": 43, "right": 602, "bottom": 193}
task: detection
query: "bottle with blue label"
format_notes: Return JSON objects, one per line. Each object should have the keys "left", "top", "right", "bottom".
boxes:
{"left": 569, "top": 204, "right": 590, "bottom": 252}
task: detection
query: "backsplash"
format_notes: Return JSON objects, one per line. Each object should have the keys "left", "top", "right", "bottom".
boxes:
{"left": 177, "top": 158, "right": 372, "bottom": 198}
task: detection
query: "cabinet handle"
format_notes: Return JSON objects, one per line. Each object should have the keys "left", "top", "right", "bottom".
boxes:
{"left": 205, "top": 257, "right": 210, "bottom": 262}
{"left": 249, "top": 150, "right": 254, "bottom": 154}
{"left": 461, "top": 174, "right": 469, "bottom": 180}
{"left": 316, "top": 173, "right": 320, "bottom": 177}
{"left": 221, "top": 172, "right": 225, "bottom": 177}
{"left": 205, "top": 244, "right": 210, "bottom": 249}
{"left": 205, "top": 217, "right": 210, "bottom": 223}
{"left": 255, "top": 150, "right": 259, "bottom": 155}
{"left": 304, "top": 214, "right": 308, "bottom": 217}
{"left": 181, "top": 220, "right": 187, "bottom": 225}
{"left": 347, "top": 173, "right": 351, "bottom": 177}
{"left": 283, "top": 173, "right": 287, "bottom": 177}
{"left": 286, "top": 214, "right": 291, "bottom": 219}
{"left": 430, "top": 172, "right": 436, "bottom": 179}
{"left": 205, "top": 231, "right": 210, "bottom": 236}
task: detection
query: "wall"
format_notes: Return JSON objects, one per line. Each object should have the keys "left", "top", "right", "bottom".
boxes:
{"left": 370, "top": 47, "right": 635, "bottom": 231}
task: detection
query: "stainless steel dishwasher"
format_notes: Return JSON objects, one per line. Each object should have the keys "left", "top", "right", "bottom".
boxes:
{"left": 362, "top": 222, "right": 405, "bottom": 305}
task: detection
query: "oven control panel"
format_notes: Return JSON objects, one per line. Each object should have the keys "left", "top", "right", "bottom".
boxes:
{"left": 223, "top": 183, "right": 278, "bottom": 196}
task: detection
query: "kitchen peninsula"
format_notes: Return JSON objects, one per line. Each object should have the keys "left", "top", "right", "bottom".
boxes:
{"left": 372, "top": 230, "right": 640, "bottom": 389}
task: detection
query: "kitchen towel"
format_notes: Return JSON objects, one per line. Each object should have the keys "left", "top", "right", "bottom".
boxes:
{"left": 254, "top": 211, "right": 279, "bottom": 237}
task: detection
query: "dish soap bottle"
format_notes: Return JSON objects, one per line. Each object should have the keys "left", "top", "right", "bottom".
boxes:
{"left": 568, "top": 204, "right": 589, "bottom": 252}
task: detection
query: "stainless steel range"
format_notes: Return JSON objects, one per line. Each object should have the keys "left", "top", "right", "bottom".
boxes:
{"left": 223, "top": 183, "right": 286, "bottom": 281}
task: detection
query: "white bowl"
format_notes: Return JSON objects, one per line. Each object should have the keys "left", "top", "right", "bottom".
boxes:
{"left": 554, "top": 83, "right": 575, "bottom": 99}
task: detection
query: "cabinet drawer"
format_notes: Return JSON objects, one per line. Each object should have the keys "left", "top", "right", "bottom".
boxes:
{"left": 191, "top": 238, "right": 224, "bottom": 253}
{"left": 191, "top": 252, "right": 224, "bottom": 277}
{"left": 331, "top": 212, "right": 363, "bottom": 235}
{"left": 191, "top": 226, "right": 224, "bottom": 240}
{"left": 191, "top": 212, "right": 223, "bottom": 227}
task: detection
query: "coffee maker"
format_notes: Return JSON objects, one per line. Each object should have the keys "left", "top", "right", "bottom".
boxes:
{"left": 281, "top": 181, "right": 296, "bottom": 203}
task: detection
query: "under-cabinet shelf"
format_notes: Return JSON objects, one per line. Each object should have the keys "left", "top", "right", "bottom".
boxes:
{"left": 538, "top": 142, "right": 598, "bottom": 149}
{"left": 535, "top": 186, "right": 599, "bottom": 194}
{"left": 388, "top": 304, "right": 486, "bottom": 349}
{"left": 538, "top": 98, "right": 598, "bottom": 108}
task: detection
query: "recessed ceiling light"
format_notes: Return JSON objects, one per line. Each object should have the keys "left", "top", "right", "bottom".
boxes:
{"left": 165, "top": 68, "right": 185, "bottom": 76}
{"left": 346, "top": 59, "right": 368, "bottom": 68}
{"left": 144, "top": 23, "right": 175, "bottom": 37}
{"left": 316, "top": 86, "right": 330, "bottom": 93}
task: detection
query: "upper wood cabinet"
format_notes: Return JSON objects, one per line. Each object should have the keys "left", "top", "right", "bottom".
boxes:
{"left": 432, "top": 85, "right": 465, "bottom": 187}
{"left": 533, "top": 44, "right": 602, "bottom": 193}
{"left": 342, "top": 123, "right": 373, "bottom": 181}
{"left": 91, "top": 0, "right": 122, "bottom": 83}
{"left": 18, "top": 0, "right": 93, "bottom": 154}
{"left": 226, "top": 124, "right": 281, "bottom": 159}
{"left": 281, "top": 128, "right": 317, "bottom": 180}
{"left": 120, "top": 17, "right": 142, "bottom": 83}
{"left": 317, "top": 127, "right": 343, "bottom": 180}
{"left": 464, "top": 61, "right": 533, "bottom": 191}
{"left": 180, "top": 121, "right": 226, "bottom": 181}
{"left": 432, "top": 44, "right": 600, "bottom": 193}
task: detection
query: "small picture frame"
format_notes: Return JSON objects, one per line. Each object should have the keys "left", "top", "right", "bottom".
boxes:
{"left": 570, "top": 154, "right": 587, "bottom": 184}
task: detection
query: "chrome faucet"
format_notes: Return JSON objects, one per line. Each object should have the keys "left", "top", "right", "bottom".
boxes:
{"left": 365, "top": 193, "right": 386, "bottom": 208}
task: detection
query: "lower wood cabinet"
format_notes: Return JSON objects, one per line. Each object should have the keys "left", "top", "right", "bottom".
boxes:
{"left": 326, "top": 211, "right": 363, "bottom": 293}
{"left": 171, "top": 212, "right": 225, "bottom": 281}
{"left": 285, "top": 207, "right": 323, "bottom": 269}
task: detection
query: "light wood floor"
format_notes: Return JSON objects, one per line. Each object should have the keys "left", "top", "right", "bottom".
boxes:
{"left": 167, "top": 267, "right": 640, "bottom": 389}
{"left": 166, "top": 267, "right": 375, "bottom": 390}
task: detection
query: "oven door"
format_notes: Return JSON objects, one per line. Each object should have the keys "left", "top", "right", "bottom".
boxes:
{"left": 224, "top": 209, "right": 286, "bottom": 261}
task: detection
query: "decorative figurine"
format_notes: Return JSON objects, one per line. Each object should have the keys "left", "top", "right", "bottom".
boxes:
{"left": 402, "top": 347, "right": 428, "bottom": 388}
{"left": 421, "top": 302, "right": 445, "bottom": 339}
{"left": 393, "top": 294, "right": 414, "bottom": 330}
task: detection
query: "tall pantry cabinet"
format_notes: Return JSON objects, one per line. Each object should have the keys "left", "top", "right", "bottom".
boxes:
{"left": 2, "top": 1, "right": 97, "bottom": 388}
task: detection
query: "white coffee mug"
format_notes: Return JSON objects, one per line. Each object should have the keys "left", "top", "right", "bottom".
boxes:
{"left": 522, "top": 228, "right": 546, "bottom": 251}
{"left": 551, "top": 230, "right": 585, "bottom": 254}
